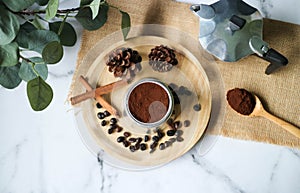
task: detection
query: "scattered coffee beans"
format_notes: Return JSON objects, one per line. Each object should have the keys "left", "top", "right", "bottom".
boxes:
{"left": 159, "top": 143, "right": 166, "bottom": 150}
{"left": 117, "top": 136, "right": 125, "bottom": 143}
{"left": 103, "top": 110, "right": 111, "bottom": 117}
{"left": 129, "top": 137, "right": 137, "bottom": 142}
{"left": 101, "top": 120, "right": 107, "bottom": 126}
{"left": 110, "top": 118, "right": 117, "bottom": 124}
{"left": 140, "top": 143, "right": 147, "bottom": 151}
{"left": 167, "top": 129, "right": 176, "bottom": 136}
{"left": 152, "top": 136, "right": 159, "bottom": 142}
{"left": 176, "top": 136, "right": 184, "bottom": 142}
{"left": 193, "top": 104, "right": 201, "bottom": 111}
{"left": 97, "top": 112, "right": 105, "bottom": 119}
{"left": 183, "top": 120, "right": 190, "bottom": 127}
{"left": 96, "top": 102, "right": 102, "bottom": 109}
{"left": 144, "top": 135, "right": 150, "bottom": 142}
{"left": 173, "top": 121, "right": 182, "bottom": 129}
{"left": 123, "top": 132, "right": 131, "bottom": 137}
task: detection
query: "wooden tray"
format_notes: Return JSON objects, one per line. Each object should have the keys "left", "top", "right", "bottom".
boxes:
{"left": 80, "top": 35, "right": 211, "bottom": 167}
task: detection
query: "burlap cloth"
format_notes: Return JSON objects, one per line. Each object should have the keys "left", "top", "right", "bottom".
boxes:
{"left": 70, "top": 0, "right": 300, "bottom": 148}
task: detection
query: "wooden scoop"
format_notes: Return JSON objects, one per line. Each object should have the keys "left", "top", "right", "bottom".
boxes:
{"left": 249, "top": 94, "right": 300, "bottom": 139}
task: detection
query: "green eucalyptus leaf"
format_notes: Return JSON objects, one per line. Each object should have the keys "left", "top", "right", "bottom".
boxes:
{"left": 36, "top": 0, "right": 49, "bottom": 6}
{"left": 31, "top": 16, "right": 45, "bottom": 30}
{"left": 0, "top": 42, "right": 19, "bottom": 67}
{"left": 0, "top": 63, "right": 22, "bottom": 89}
{"left": 90, "top": 0, "right": 101, "bottom": 20}
{"left": 29, "top": 57, "right": 47, "bottom": 80}
{"left": 2, "top": 0, "right": 35, "bottom": 12}
{"left": 27, "top": 76, "right": 53, "bottom": 111}
{"left": 75, "top": 4, "right": 108, "bottom": 31}
{"left": 0, "top": 6, "right": 20, "bottom": 45}
{"left": 28, "top": 30, "right": 60, "bottom": 53}
{"left": 34, "top": 63, "right": 48, "bottom": 80}
{"left": 16, "top": 22, "right": 36, "bottom": 48}
{"left": 45, "top": 0, "right": 59, "bottom": 20}
{"left": 49, "top": 21, "right": 77, "bottom": 46}
{"left": 18, "top": 58, "right": 48, "bottom": 81}
{"left": 19, "top": 60, "right": 37, "bottom": 82}
{"left": 120, "top": 11, "right": 131, "bottom": 39}
{"left": 42, "top": 41, "right": 63, "bottom": 64}
{"left": 29, "top": 57, "right": 44, "bottom": 64}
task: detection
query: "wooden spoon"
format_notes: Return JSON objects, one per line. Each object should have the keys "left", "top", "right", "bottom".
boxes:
{"left": 249, "top": 94, "right": 300, "bottom": 138}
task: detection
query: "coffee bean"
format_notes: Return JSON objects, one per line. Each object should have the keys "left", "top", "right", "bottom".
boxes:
{"left": 123, "top": 132, "right": 131, "bottom": 137}
{"left": 176, "top": 136, "right": 184, "bottom": 142}
{"left": 184, "top": 89, "right": 192, "bottom": 96}
{"left": 173, "top": 121, "right": 182, "bottom": 129}
{"left": 167, "top": 129, "right": 176, "bottom": 136}
{"left": 157, "top": 129, "right": 165, "bottom": 139}
{"left": 183, "top": 120, "right": 190, "bottom": 127}
{"left": 108, "top": 128, "right": 114, "bottom": 134}
{"left": 193, "top": 104, "right": 201, "bottom": 111}
{"left": 169, "top": 138, "right": 176, "bottom": 143}
{"left": 97, "top": 112, "right": 105, "bottom": 119}
{"left": 116, "top": 126, "right": 123, "bottom": 132}
{"left": 104, "top": 110, "right": 111, "bottom": 117}
{"left": 129, "top": 145, "right": 136, "bottom": 152}
{"left": 140, "top": 143, "right": 147, "bottom": 151}
{"left": 152, "top": 136, "right": 159, "bottom": 142}
{"left": 109, "top": 124, "right": 117, "bottom": 130}
{"left": 96, "top": 102, "right": 102, "bottom": 109}
{"left": 167, "top": 118, "right": 174, "bottom": 125}
{"left": 168, "top": 83, "right": 178, "bottom": 90}
{"left": 144, "top": 135, "right": 150, "bottom": 142}
{"left": 178, "top": 86, "right": 186, "bottom": 95}
{"left": 136, "top": 137, "right": 143, "bottom": 144}
{"left": 175, "top": 130, "right": 183, "bottom": 137}
{"left": 110, "top": 118, "right": 117, "bottom": 124}
{"left": 149, "top": 149, "right": 156, "bottom": 154}
{"left": 159, "top": 143, "right": 165, "bottom": 150}
{"left": 101, "top": 120, "right": 107, "bottom": 126}
{"left": 123, "top": 140, "right": 130, "bottom": 147}
{"left": 117, "top": 136, "right": 125, "bottom": 143}
{"left": 128, "top": 137, "right": 137, "bottom": 142}
{"left": 135, "top": 143, "right": 140, "bottom": 150}
{"left": 165, "top": 141, "right": 172, "bottom": 147}
{"left": 150, "top": 141, "right": 158, "bottom": 149}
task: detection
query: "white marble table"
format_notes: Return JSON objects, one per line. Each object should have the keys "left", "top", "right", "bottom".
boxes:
{"left": 1, "top": 1, "right": 300, "bottom": 193}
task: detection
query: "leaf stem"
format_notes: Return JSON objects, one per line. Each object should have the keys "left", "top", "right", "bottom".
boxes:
{"left": 16, "top": 7, "right": 81, "bottom": 15}
{"left": 20, "top": 55, "right": 40, "bottom": 76}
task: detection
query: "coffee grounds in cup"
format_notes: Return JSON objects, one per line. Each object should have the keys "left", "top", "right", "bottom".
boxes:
{"left": 128, "top": 82, "right": 169, "bottom": 123}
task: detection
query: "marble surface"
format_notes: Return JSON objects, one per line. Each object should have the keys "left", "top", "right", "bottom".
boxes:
{"left": 1, "top": 0, "right": 300, "bottom": 193}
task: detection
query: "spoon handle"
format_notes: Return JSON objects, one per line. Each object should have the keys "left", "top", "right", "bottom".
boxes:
{"left": 262, "top": 110, "right": 300, "bottom": 139}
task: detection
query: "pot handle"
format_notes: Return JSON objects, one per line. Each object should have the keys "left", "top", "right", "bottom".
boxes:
{"left": 263, "top": 48, "right": 288, "bottom": 75}
{"left": 249, "top": 36, "right": 288, "bottom": 75}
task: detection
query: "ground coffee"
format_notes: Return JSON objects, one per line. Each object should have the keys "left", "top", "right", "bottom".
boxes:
{"left": 128, "top": 82, "right": 169, "bottom": 123}
{"left": 226, "top": 88, "right": 255, "bottom": 115}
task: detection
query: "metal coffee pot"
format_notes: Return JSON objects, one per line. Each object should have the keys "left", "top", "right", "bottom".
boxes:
{"left": 190, "top": 0, "right": 288, "bottom": 74}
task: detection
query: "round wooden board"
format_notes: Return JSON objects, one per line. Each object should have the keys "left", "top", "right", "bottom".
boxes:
{"left": 81, "top": 36, "right": 211, "bottom": 167}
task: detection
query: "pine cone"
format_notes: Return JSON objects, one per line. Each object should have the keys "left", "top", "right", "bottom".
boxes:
{"left": 148, "top": 45, "right": 178, "bottom": 72}
{"left": 106, "top": 47, "right": 142, "bottom": 78}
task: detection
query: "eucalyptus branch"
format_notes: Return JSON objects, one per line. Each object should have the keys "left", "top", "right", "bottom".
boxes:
{"left": 19, "top": 55, "right": 31, "bottom": 63}
{"left": 16, "top": 7, "right": 81, "bottom": 15}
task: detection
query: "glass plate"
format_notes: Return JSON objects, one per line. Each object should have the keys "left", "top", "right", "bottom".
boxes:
{"left": 72, "top": 24, "right": 225, "bottom": 170}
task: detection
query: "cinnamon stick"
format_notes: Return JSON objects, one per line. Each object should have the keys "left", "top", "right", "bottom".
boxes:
{"left": 95, "top": 79, "right": 127, "bottom": 95}
{"left": 70, "top": 79, "right": 127, "bottom": 105}
{"left": 79, "top": 76, "right": 120, "bottom": 117}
